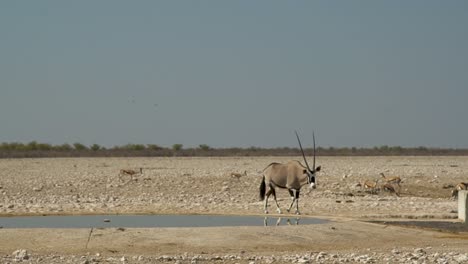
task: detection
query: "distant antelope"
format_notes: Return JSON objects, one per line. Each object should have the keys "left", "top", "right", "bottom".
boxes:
{"left": 231, "top": 170, "right": 247, "bottom": 180}
{"left": 451, "top": 182, "right": 468, "bottom": 199}
{"left": 119, "top": 168, "right": 143, "bottom": 181}
{"left": 455, "top": 182, "right": 468, "bottom": 191}
{"left": 357, "top": 179, "right": 380, "bottom": 194}
{"left": 380, "top": 173, "right": 402, "bottom": 187}
{"left": 259, "top": 131, "right": 321, "bottom": 215}
{"left": 382, "top": 183, "right": 400, "bottom": 196}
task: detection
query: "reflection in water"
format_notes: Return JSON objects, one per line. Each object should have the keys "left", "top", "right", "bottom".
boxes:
{"left": 263, "top": 217, "right": 301, "bottom": 226}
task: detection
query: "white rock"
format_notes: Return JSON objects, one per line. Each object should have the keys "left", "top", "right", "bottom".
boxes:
{"left": 454, "top": 254, "right": 468, "bottom": 263}
{"left": 13, "top": 249, "right": 29, "bottom": 261}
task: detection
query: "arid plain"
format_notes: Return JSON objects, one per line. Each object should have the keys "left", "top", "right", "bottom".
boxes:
{"left": 1, "top": 156, "right": 468, "bottom": 263}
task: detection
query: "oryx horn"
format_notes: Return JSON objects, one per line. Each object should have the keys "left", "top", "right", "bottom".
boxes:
{"left": 295, "top": 130, "right": 311, "bottom": 171}
{"left": 313, "top": 131, "right": 316, "bottom": 170}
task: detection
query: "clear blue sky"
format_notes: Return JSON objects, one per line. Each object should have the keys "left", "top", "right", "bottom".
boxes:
{"left": 1, "top": 1, "right": 467, "bottom": 148}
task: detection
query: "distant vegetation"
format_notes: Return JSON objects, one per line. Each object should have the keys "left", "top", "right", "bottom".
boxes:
{"left": 0, "top": 141, "right": 467, "bottom": 158}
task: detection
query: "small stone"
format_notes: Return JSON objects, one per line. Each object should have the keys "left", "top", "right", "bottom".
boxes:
{"left": 33, "top": 186, "right": 43, "bottom": 192}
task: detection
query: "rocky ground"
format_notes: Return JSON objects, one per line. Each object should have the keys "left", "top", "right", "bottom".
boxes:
{"left": 0, "top": 156, "right": 467, "bottom": 263}
{"left": 4, "top": 248, "right": 468, "bottom": 264}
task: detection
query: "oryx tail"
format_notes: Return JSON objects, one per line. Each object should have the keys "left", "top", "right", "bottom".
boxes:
{"left": 259, "top": 176, "right": 266, "bottom": 201}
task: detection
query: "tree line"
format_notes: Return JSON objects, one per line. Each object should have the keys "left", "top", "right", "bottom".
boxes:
{"left": 0, "top": 141, "right": 467, "bottom": 158}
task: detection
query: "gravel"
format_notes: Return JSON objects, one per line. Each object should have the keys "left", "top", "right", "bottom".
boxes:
{"left": 0, "top": 157, "right": 462, "bottom": 218}
{"left": 1, "top": 156, "right": 467, "bottom": 263}
{"left": 3, "top": 249, "right": 468, "bottom": 263}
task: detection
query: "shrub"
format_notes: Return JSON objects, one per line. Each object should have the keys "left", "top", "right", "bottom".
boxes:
{"left": 56, "top": 144, "right": 73, "bottom": 151}
{"left": 147, "top": 144, "right": 163, "bottom": 150}
{"left": 199, "top": 144, "right": 211, "bottom": 151}
{"left": 73, "top": 143, "right": 88, "bottom": 151}
{"left": 172, "top": 144, "right": 183, "bottom": 151}
{"left": 90, "top": 144, "right": 101, "bottom": 151}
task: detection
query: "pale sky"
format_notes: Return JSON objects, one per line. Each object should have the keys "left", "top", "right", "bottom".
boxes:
{"left": 1, "top": 1, "right": 467, "bottom": 148}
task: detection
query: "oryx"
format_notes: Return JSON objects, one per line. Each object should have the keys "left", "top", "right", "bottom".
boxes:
{"left": 259, "top": 131, "right": 321, "bottom": 215}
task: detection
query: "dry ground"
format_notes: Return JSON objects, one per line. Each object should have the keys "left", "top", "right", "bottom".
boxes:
{"left": 1, "top": 156, "right": 467, "bottom": 263}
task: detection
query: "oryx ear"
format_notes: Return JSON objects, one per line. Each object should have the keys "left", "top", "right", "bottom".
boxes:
{"left": 315, "top": 166, "right": 321, "bottom": 172}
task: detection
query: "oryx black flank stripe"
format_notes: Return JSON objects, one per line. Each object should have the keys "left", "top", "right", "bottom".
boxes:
{"left": 269, "top": 179, "right": 287, "bottom": 189}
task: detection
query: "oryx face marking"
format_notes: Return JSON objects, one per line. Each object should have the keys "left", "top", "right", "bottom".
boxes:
{"left": 308, "top": 172, "right": 316, "bottom": 189}
{"left": 307, "top": 166, "right": 321, "bottom": 189}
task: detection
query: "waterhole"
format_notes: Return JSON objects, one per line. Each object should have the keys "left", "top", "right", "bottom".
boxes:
{"left": 0, "top": 214, "right": 327, "bottom": 228}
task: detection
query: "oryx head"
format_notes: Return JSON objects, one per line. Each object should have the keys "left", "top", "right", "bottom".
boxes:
{"left": 295, "top": 131, "right": 321, "bottom": 189}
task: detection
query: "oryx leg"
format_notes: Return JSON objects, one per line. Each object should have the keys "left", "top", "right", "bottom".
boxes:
{"left": 294, "top": 190, "right": 301, "bottom": 215}
{"left": 264, "top": 188, "right": 273, "bottom": 214}
{"left": 276, "top": 217, "right": 282, "bottom": 226}
{"left": 271, "top": 188, "right": 282, "bottom": 214}
{"left": 287, "top": 189, "right": 297, "bottom": 213}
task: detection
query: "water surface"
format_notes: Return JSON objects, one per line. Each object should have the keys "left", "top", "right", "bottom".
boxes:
{"left": 0, "top": 214, "right": 327, "bottom": 228}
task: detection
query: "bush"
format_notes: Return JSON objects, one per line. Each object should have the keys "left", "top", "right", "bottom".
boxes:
{"left": 199, "top": 144, "right": 211, "bottom": 151}
{"left": 27, "top": 141, "right": 38, "bottom": 150}
{"left": 56, "top": 144, "right": 73, "bottom": 151}
{"left": 90, "top": 144, "right": 101, "bottom": 151}
{"left": 147, "top": 144, "right": 163, "bottom": 150}
{"left": 172, "top": 144, "right": 183, "bottom": 151}
{"left": 73, "top": 143, "right": 88, "bottom": 151}
{"left": 121, "top": 144, "right": 146, "bottom": 151}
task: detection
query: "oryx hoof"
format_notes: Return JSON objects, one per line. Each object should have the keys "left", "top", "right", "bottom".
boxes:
{"left": 276, "top": 209, "right": 282, "bottom": 214}
{"left": 264, "top": 210, "right": 269, "bottom": 214}
{"left": 295, "top": 211, "right": 301, "bottom": 215}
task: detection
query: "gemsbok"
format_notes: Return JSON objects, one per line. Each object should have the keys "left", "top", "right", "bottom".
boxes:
{"left": 259, "top": 131, "right": 321, "bottom": 215}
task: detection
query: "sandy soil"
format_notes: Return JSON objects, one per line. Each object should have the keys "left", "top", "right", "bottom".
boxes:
{"left": 1, "top": 156, "right": 467, "bottom": 263}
